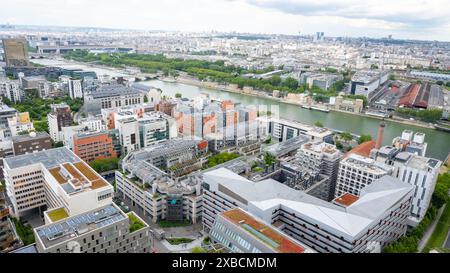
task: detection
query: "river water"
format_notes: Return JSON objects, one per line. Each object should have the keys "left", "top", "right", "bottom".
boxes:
{"left": 30, "top": 58, "right": 450, "bottom": 160}
{"left": 139, "top": 80, "right": 450, "bottom": 161}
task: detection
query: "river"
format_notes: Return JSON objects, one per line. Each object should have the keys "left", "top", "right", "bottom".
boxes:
{"left": 30, "top": 58, "right": 450, "bottom": 161}
{"left": 139, "top": 80, "right": 450, "bottom": 161}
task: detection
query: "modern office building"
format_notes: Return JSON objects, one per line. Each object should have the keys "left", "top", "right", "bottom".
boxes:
{"left": 3, "top": 147, "right": 114, "bottom": 218}
{"left": 258, "top": 116, "right": 334, "bottom": 143}
{"left": 73, "top": 130, "right": 117, "bottom": 162}
{"left": 84, "top": 84, "right": 145, "bottom": 114}
{"left": 47, "top": 103, "right": 72, "bottom": 142}
{"left": 2, "top": 38, "right": 29, "bottom": 67}
{"left": 349, "top": 70, "right": 389, "bottom": 97}
{"left": 138, "top": 112, "right": 177, "bottom": 148}
{"left": 115, "top": 139, "right": 208, "bottom": 224}
{"left": 116, "top": 117, "right": 140, "bottom": 154}
{"left": 388, "top": 151, "right": 441, "bottom": 225}
{"left": 209, "top": 208, "right": 315, "bottom": 253}
{"left": 34, "top": 203, "right": 151, "bottom": 253}
{"left": 202, "top": 168, "right": 413, "bottom": 253}
{"left": 334, "top": 153, "right": 393, "bottom": 198}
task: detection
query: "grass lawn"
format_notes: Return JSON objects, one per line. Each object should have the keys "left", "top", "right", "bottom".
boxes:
{"left": 166, "top": 237, "right": 194, "bottom": 245}
{"left": 158, "top": 220, "right": 191, "bottom": 228}
{"left": 423, "top": 203, "right": 450, "bottom": 252}
{"left": 47, "top": 208, "right": 69, "bottom": 222}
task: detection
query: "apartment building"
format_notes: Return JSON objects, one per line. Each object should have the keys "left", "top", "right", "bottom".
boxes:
{"left": 0, "top": 79, "right": 22, "bottom": 104}
{"left": 202, "top": 168, "right": 413, "bottom": 253}
{"left": 47, "top": 103, "right": 72, "bottom": 142}
{"left": 3, "top": 147, "right": 114, "bottom": 218}
{"left": 296, "top": 141, "right": 342, "bottom": 200}
{"left": 11, "top": 131, "right": 52, "bottom": 155}
{"left": 73, "top": 130, "right": 117, "bottom": 162}
{"left": 210, "top": 208, "right": 315, "bottom": 253}
{"left": 1, "top": 186, "right": 22, "bottom": 253}
{"left": 7, "top": 112, "right": 34, "bottom": 136}
{"left": 34, "top": 203, "right": 151, "bottom": 253}
{"left": 334, "top": 153, "right": 393, "bottom": 198}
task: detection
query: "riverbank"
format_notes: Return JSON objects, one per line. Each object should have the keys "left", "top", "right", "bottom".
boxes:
{"left": 166, "top": 75, "right": 437, "bottom": 130}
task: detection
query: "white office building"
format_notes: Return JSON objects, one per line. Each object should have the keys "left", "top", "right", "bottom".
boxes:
{"left": 68, "top": 78, "right": 83, "bottom": 99}
{"left": 202, "top": 168, "right": 413, "bottom": 253}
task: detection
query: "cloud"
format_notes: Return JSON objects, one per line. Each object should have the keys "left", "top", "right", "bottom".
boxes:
{"left": 241, "top": 0, "right": 450, "bottom": 30}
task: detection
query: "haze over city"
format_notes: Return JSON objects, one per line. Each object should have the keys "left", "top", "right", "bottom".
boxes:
{"left": 1, "top": 0, "right": 450, "bottom": 41}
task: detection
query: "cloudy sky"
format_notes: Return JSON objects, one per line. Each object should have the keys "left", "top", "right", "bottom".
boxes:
{"left": 2, "top": 0, "right": 450, "bottom": 41}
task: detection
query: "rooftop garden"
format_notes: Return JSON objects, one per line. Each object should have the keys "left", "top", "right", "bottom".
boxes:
{"left": 47, "top": 208, "right": 69, "bottom": 222}
{"left": 128, "top": 213, "right": 146, "bottom": 233}
{"left": 204, "top": 152, "right": 240, "bottom": 169}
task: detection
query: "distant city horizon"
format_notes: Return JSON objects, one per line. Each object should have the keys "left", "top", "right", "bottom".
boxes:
{"left": 2, "top": 22, "right": 450, "bottom": 44}
{"left": 1, "top": 0, "right": 450, "bottom": 42}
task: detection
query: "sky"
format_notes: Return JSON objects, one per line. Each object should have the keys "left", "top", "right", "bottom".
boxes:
{"left": 1, "top": 0, "right": 450, "bottom": 41}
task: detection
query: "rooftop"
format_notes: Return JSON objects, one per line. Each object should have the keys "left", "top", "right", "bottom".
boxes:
{"left": 345, "top": 140, "right": 376, "bottom": 158}
{"left": 333, "top": 193, "right": 359, "bottom": 207}
{"left": 87, "top": 84, "right": 143, "bottom": 99}
{"left": 47, "top": 208, "right": 69, "bottom": 222}
{"left": 35, "top": 204, "right": 126, "bottom": 249}
{"left": 4, "top": 147, "right": 79, "bottom": 169}
{"left": 222, "top": 208, "right": 307, "bottom": 253}
{"left": 204, "top": 168, "right": 412, "bottom": 239}
{"left": 47, "top": 161, "right": 109, "bottom": 194}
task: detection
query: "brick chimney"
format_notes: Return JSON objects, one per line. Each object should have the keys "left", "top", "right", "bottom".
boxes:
{"left": 375, "top": 121, "right": 385, "bottom": 149}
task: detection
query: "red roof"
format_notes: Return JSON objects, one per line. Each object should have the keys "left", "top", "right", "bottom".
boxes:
{"left": 333, "top": 193, "right": 359, "bottom": 207}
{"left": 222, "top": 209, "right": 306, "bottom": 253}
{"left": 345, "top": 140, "right": 376, "bottom": 158}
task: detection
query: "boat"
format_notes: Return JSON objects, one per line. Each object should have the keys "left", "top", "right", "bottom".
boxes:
{"left": 310, "top": 106, "right": 330, "bottom": 113}
{"left": 301, "top": 105, "right": 310, "bottom": 109}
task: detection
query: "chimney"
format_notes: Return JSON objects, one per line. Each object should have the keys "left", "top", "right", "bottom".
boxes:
{"left": 375, "top": 121, "right": 385, "bottom": 149}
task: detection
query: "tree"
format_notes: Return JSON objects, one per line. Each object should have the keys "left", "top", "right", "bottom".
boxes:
{"left": 314, "top": 121, "right": 324, "bottom": 128}
{"left": 436, "top": 81, "right": 444, "bottom": 85}
{"left": 89, "top": 157, "right": 120, "bottom": 173}
{"left": 267, "top": 75, "right": 282, "bottom": 86}
{"left": 264, "top": 152, "right": 277, "bottom": 166}
{"left": 53, "top": 141, "right": 64, "bottom": 148}
{"left": 340, "top": 132, "right": 353, "bottom": 142}
{"left": 358, "top": 134, "right": 373, "bottom": 144}
{"left": 389, "top": 75, "right": 396, "bottom": 81}
{"left": 175, "top": 93, "right": 182, "bottom": 98}
{"left": 282, "top": 77, "right": 299, "bottom": 89}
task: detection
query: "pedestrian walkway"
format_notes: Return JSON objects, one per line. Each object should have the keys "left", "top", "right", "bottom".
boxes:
{"left": 418, "top": 204, "right": 446, "bottom": 252}
{"left": 161, "top": 236, "right": 205, "bottom": 253}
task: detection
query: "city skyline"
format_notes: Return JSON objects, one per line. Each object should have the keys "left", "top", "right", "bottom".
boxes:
{"left": 1, "top": 0, "right": 450, "bottom": 42}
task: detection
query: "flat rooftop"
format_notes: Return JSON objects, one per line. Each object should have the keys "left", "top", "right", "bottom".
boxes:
{"left": 4, "top": 147, "right": 79, "bottom": 169}
{"left": 35, "top": 204, "right": 126, "bottom": 249}
{"left": 333, "top": 193, "right": 359, "bottom": 207}
{"left": 48, "top": 161, "right": 109, "bottom": 194}
{"left": 222, "top": 208, "right": 307, "bottom": 253}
